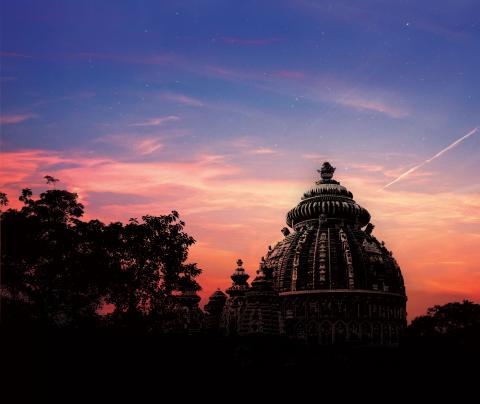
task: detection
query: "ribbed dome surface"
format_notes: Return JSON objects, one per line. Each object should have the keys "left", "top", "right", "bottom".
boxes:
{"left": 286, "top": 164, "right": 371, "bottom": 228}
{"left": 265, "top": 162, "right": 405, "bottom": 296}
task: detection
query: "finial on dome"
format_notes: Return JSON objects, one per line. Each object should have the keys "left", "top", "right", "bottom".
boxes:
{"left": 316, "top": 162, "right": 339, "bottom": 185}
{"left": 318, "top": 162, "right": 335, "bottom": 180}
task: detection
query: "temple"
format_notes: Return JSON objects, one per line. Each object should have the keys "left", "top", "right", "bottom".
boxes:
{"left": 189, "top": 162, "right": 407, "bottom": 344}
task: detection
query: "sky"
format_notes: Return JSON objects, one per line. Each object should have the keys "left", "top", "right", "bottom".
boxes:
{"left": 1, "top": 0, "right": 479, "bottom": 320}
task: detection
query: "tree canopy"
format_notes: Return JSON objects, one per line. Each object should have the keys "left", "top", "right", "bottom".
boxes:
{"left": 406, "top": 300, "right": 480, "bottom": 349}
{"left": 0, "top": 184, "right": 202, "bottom": 331}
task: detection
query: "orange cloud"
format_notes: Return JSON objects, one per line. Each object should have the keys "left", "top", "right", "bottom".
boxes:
{"left": 1, "top": 148, "right": 478, "bottom": 320}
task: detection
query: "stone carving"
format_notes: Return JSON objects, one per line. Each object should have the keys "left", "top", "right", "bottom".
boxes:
{"left": 281, "top": 227, "right": 290, "bottom": 236}
{"left": 339, "top": 228, "right": 355, "bottom": 289}
{"left": 365, "top": 223, "right": 375, "bottom": 235}
{"left": 318, "top": 232, "right": 328, "bottom": 283}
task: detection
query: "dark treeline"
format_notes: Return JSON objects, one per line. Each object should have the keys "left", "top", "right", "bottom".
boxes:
{"left": 1, "top": 184, "right": 479, "bottom": 397}
{"left": 1, "top": 185, "right": 201, "bottom": 332}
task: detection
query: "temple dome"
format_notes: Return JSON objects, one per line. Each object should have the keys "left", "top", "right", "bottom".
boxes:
{"left": 265, "top": 162, "right": 405, "bottom": 295}
{"left": 215, "top": 162, "right": 407, "bottom": 345}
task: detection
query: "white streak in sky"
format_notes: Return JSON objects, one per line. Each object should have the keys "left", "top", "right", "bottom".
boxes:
{"left": 381, "top": 127, "right": 479, "bottom": 190}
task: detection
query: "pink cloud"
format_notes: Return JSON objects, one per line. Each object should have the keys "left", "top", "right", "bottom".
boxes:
{"left": 0, "top": 114, "right": 36, "bottom": 124}
{"left": 159, "top": 92, "right": 204, "bottom": 107}
{"left": 338, "top": 97, "right": 409, "bottom": 118}
{"left": 302, "top": 153, "right": 333, "bottom": 161}
{"left": 95, "top": 134, "right": 164, "bottom": 156}
{"left": 133, "top": 138, "right": 163, "bottom": 155}
{"left": 1, "top": 148, "right": 478, "bottom": 319}
{"left": 249, "top": 147, "right": 280, "bottom": 155}
{"left": 128, "top": 115, "right": 180, "bottom": 127}
{"left": 225, "top": 136, "right": 284, "bottom": 157}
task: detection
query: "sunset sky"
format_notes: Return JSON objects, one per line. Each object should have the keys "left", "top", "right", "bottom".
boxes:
{"left": 1, "top": 0, "right": 479, "bottom": 319}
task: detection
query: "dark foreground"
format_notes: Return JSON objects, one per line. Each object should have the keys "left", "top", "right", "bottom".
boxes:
{"left": 3, "top": 326, "right": 479, "bottom": 401}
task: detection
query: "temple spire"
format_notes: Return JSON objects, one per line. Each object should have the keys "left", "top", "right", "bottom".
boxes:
{"left": 316, "top": 161, "right": 338, "bottom": 184}
{"left": 238, "top": 257, "right": 281, "bottom": 336}
{"left": 226, "top": 258, "right": 250, "bottom": 297}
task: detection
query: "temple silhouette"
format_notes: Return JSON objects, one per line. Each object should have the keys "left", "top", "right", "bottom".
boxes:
{"left": 175, "top": 162, "right": 407, "bottom": 344}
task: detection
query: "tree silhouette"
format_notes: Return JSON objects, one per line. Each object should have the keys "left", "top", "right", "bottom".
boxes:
{"left": 105, "top": 212, "right": 202, "bottom": 330}
{"left": 0, "top": 192, "right": 8, "bottom": 207}
{"left": 407, "top": 300, "right": 480, "bottom": 348}
{"left": 44, "top": 175, "right": 59, "bottom": 188}
{"left": 1, "top": 184, "right": 202, "bottom": 331}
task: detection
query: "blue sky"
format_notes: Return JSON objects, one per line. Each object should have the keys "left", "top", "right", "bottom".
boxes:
{"left": 2, "top": 0, "right": 479, "bottom": 154}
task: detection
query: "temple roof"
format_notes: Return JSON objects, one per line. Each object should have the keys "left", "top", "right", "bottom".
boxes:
{"left": 265, "top": 162, "right": 405, "bottom": 295}
{"left": 286, "top": 162, "right": 370, "bottom": 228}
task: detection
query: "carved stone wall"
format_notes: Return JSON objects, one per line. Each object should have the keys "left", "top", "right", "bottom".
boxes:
{"left": 280, "top": 291, "right": 406, "bottom": 345}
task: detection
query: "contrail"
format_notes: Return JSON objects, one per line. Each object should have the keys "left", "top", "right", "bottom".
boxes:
{"left": 381, "top": 126, "right": 479, "bottom": 190}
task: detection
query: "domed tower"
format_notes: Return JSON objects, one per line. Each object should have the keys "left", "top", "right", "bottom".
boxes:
{"left": 204, "top": 289, "right": 227, "bottom": 333}
{"left": 222, "top": 259, "right": 250, "bottom": 335}
{"left": 173, "top": 289, "right": 204, "bottom": 334}
{"left": 264, "top": 162, "right": 407, "bottom": 345}
{"left": 238, "top": 258, "right": 282, "bottom": 336}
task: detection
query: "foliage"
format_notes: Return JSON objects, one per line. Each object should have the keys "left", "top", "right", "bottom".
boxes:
{"left": 0, "top": 185, "right": 202, "bottom": 330}
{"left": 0, "top": 192, "right": 8, "bottom": 207}
{"left": 407, "top": 300, "right": 480, "bottom": 347}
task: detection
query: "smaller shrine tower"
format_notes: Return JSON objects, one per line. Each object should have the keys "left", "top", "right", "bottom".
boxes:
{"left": 222, "top": 259, "right": 250, "bottom": 335}
{"left": 173, "top": 288, "right": 204, "bottom": 334}
{"left": 238, "top": 258, "right": 282, "bottom": 336}
{"left": 204, "top": 289, "right": 227, "bottom": 333}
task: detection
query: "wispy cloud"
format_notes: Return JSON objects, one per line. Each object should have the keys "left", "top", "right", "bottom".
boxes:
{"left": 0, "top": 113, "right": 36, "bottom": 124}
{"left": 94, "top": 134, "right": 164, "bottom": 156}
{"left": 249, "top": 147, "right": 280, "bottom": 155}
{"left": 203, "top": 64, "right": 409, "bottom": 119}
{"left": 128, "top": 115, "right": 180, "bottom": 127}
{"left": 301, "top": 153, "right": 333, "bottom": 161}
{"left": 132, "top": 138, "right": 163, "bottom": 155}
{"left": 226, "top": 136, "right": 282, "bottom": 157}
{"left": 1, "top": 147, "right": 479, "bottom": 318}
{"left": 159, "top": 92, "right": 204, "bottom": 107}
{"left": 337, "top": 97, "right": 408, "bottom": 118}
{"left": 382, "top": 127, "right": 479, "bottom": 189}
